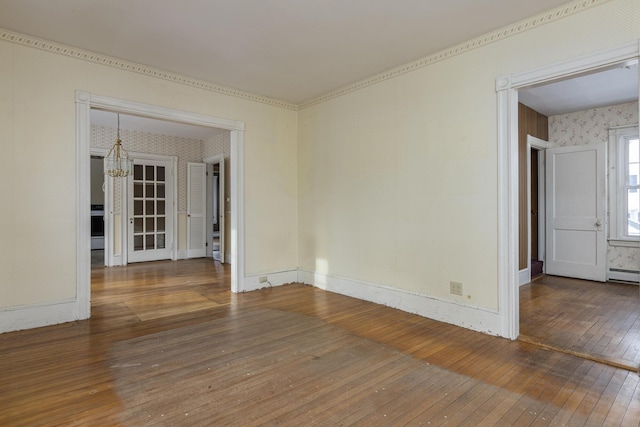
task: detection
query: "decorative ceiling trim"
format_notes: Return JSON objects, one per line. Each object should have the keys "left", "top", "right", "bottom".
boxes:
{"left": 0, "top": 29, "right": 298, "bottom": 111}
{"left": 0, "top": 0, "right": 615, "bottom": 112}
{"left": 298, "top": 0, "right": 614, "bottom": 110}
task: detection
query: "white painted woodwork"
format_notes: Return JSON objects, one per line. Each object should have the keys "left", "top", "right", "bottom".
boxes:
{"left": 545, "top": 143, "right": 606, "bottom": 282}
{"left": 128, "top": 158, "right": 174, "bottom": 263}
{"left": 298, "top": 269, "right": 503, "bottom": 337}
{"left": 204, "top": 154, "right": 226, "bottom": 264}
{"left": 519, "top": 135, "right": 549, "bottom": 286}
{"left": 217, "top": 157, "right": 226, "bottom": 264}
{"left": 187, "top": 162, "right": 207, "bottom": 258}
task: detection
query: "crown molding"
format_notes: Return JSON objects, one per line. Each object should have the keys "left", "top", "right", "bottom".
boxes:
{"left": 0, "top": 29, "right": 298, "bottom": 111}
{"left": 0, "top": 0, "right": 615, "bottom": 112}
{"left": 298, "top": 0, "right": 614, "bottom": 110}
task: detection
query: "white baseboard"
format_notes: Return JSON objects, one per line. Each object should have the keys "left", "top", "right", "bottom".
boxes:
{"left": 608, "top": 268, "right": 640, "bottom": 284}
{"left": 519, "top": 268, "right": 530, "bottom": 286}
{"left": 111, "top": 254, "right": 123, "bottom": 266}
{"left": 178, "top": 250, "right": 226, "bottom": 261}
{"left": 242, "top": 269, "right": 299, "bottom": 292}
{"left": 1, "top": 267, "right": 508, "bottom": 337}
{"left": 0, "top": 299, "right": 82, "bottom": 334}
{"left": 297, "top": 269, "right": 504, "bottom": 338}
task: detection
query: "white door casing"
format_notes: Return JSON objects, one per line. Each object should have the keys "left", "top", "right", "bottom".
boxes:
{"left": 187, "top": 162, "right": 207, "bottom": 258}
{"left": 217, "top": 157, "right": 225, "bottom": 263}
{"left": 521, "top": 135, "right": 549, "bottom": 285}
{"left": 545, "top": 143, "right": 606, "bottom": 282}
{"left": 128, "top": 158, "right": 174, "bottom": 263}
{"left": 495, "top": 41, "right": 639, "bottom": 339}
{"left": 205, "top": 154, "right": 226, "bottom": 263}
{"left": 206, "top": 163, "right": 215, "bottom": 259}
{"left": 76, "top": 92, "right": 245, "bottom": 322}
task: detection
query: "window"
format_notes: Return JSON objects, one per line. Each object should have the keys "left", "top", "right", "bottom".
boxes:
{"left": 609, "top": 125, "right": 640, "bottom": 245}
{"left": 627, "top": 137, "right": 639, "bottom": 235}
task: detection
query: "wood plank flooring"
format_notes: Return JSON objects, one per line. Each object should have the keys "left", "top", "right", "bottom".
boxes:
{"left": 519, "top": 275, "right": 640, "bottom": 371}
{"left": 1, "top": 259, "right": 639, "bottom": 426}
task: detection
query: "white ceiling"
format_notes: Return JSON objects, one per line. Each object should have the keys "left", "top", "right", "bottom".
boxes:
{"left": 518, "top": 62, "right": 639, "bottom": 117}
{"left": 0, "top": 0, "right": 578, "bottom": 105}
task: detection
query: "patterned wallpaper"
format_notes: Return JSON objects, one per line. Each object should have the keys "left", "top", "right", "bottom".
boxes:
{"left": 91, "top": 125, "right": 228, "bottom": 212}
{"left": 203, "top": 132, "right": 230, "bottom": 159}
{"left": 549, "top": 101, "right": 638, "bottom": 147}
{"left": 548, "top": 101, "right": 639, "bottom": 271}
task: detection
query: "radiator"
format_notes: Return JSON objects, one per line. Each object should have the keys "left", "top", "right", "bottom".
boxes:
{"left": 608, "top": 268, "right": 640, "bottom": 284}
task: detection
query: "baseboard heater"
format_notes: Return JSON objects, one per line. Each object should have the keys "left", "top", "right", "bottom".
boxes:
{"left": 608, "top": 268, "right": 640, "bottom": 284}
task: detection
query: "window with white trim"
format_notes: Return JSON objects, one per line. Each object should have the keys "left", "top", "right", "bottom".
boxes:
{"left": 609, "top": 125, "right": 640, "bottom": 245}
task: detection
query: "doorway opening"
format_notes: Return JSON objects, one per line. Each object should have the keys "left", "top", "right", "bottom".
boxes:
{"left": 498, "top": 44, "right": 639, "bottom": 369}
{"left": 528, "top": 139, "right": 547, "bottom": 281}
{"left": 205, "top": 153, "right": 227, "bottom": 264}
{"left": 76, "top": 92, "right": 246, "bottom": 321}
{"left": 496, "top": 41, "right": 640, "bottom": 341}
{"left": 90, "top": 156, "right": 106, "bottom": 267}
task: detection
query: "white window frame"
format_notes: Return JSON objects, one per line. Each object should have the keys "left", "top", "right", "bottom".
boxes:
{"left": 608, "top": 124, "right": 640, "bottom": 247}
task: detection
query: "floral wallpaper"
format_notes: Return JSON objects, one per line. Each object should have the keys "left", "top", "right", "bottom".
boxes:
{"left": 549, "top": 101, "right": 639, "bottom": 271}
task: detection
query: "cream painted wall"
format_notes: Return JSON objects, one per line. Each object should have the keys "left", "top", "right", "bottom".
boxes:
{"left": 0, "top": 38, "right": 298, "bottom": 309}
{"left": 297, "top": 0, "right": 640, "bottom": 313}
{"left": 1, "top": 0, "right": 638, "bottom": 331}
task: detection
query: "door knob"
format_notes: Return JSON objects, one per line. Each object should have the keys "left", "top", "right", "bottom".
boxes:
{"left": 595, "top": 219, "right": 601, "bottom": 227}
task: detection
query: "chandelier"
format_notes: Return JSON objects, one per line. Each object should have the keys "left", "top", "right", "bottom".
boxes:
{"left": 104, "top": 113, "right": 133, "bottom": 177}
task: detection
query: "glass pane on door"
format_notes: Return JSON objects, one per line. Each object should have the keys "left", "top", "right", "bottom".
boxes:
{"left": 132, "top": 164, "right": 167, "bottom": 252}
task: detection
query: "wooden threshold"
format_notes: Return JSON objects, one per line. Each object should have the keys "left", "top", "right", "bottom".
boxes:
{"left": 519, "top": 274, "right": 640, "bottom": 373}
{"left": 518, "top": 334, "right": 639, "bottom": 373}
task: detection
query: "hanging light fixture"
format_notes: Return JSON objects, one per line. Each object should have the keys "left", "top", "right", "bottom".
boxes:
{"left": 104, "top": 113, "right": 133, "bottom": 177}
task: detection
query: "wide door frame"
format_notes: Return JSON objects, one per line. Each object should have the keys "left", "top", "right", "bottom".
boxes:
{"left": 76, "top": 91, "right": 246, "bottom": 320}
{"left": 496, "top": 41, "right": 640, "bottom": 339}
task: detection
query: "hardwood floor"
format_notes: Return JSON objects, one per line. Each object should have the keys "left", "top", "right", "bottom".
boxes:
{"left": 520, "top": 275, "right": 640, "bottom": 372}
{"left": 1, "top": 259, "right": 639, "bottom": 426}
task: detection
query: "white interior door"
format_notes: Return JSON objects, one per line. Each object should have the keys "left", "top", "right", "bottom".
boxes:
{"left": 206, "top": 166, "right": 216, "bottom": 260}
{"left": 217, "top": 158, "right": 225, "bottom": 263}
{"left": 128, "top": 159, "right": 173, "bottom": 263}
{"left": 187, "top": 162, "right": 207, "bottom": 258}
{"left": 545, "top": 143, "right": 606, "bottom": 281}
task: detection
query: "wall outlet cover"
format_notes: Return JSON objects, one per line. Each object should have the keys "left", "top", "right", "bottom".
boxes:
{"left": 450, "top": 281, "right": 463, "bottom": 296}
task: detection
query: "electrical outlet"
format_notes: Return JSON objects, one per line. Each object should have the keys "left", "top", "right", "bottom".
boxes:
{"left": 259, "top": 276, "right": 268, "bottom": 283}
{"left": 450, "top": 281, "right": 463, "bottom": 296}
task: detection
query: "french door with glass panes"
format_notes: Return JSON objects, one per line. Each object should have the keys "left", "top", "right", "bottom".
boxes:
{"left": 128, "top": 159, "right": 174, "bottom": 263}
